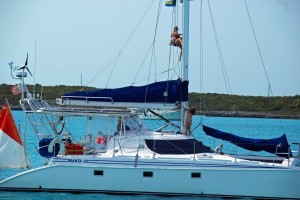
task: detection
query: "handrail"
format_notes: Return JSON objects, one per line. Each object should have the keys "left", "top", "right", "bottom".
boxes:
{"left": 234, "top": 143, "right": 238, "bottom": 162}
{"left": 273, "top": 144, "right": 292, "bottom": 166}
{"left": 61, "top": 95, "right": 114, "bottom": 103}
{"left": 273, "top": 144, "right": 280, "bottom": 166}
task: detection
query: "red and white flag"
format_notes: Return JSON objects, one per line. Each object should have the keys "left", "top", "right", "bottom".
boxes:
{"left": 0, "top": 102, "right": 26, "bottom": 168}
{"left": 10, "top": 83, "right": 22, "bottom": 95}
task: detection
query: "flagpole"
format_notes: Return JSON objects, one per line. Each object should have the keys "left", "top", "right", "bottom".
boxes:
{"left": 20, "top": 71, "right": 30, "bottom": 169}
{"left": 24, "top": 110, "right": 30, "bottom": 169}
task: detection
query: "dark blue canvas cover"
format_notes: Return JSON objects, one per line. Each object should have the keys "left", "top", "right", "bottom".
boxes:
{"left": 145, "top": 139, "right": 212, "bottom": 154}
{"left": 39, "top": 138, "right": 60, "bottom": 158}
{"left": 203, "top": 125, "right": 291, "bottom": 157}
{"left": 62, "top": 79, "right": 188, "bottom": 104}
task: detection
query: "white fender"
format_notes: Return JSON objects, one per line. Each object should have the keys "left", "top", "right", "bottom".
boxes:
{"left": 48, "top": 138, "right": 65, "bottom": 155}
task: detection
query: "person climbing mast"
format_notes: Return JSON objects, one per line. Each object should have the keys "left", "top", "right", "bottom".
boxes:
{"left": 171, "top": 26, "right": 183, "bottom": 61}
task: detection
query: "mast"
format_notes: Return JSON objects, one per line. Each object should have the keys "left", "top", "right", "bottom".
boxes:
{"left": 182, "top": 0, "right": 190, "bottom": 82}
{"left": 181, "top": 0, "right": 190, "bottom": 133}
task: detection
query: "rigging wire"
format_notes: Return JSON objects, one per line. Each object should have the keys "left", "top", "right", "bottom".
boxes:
{"left": 132, "top": 42, "right": 154, "bottom": 85}
{"left": 82, "top": 55, "right": 117, "bottom": 90}
{"left": 191, "top": 0, "right": 204, "bottom": 136}
{"left": 133, "top": 0, "right": 181, "bottom": 87}
{"left": 167, "top": 23, "right": 174, "bottom": 81}
{"left": 166, "top": 1, "right": 185, "bottom": 104}
{"left": 170, "top": 62, "right": 181, "bottom": 80}
{"left": 199, "top": 0, "right": 203, "bottom": 106}
{"left": 105, "top": 51, "right": 122, "bottom": 88}
{"left": 150, "top": 0, "right": 163, "bottom": 83}
{"left": 83, "top": 0, "right": 155, "bottom": 89}
{"left": 168, "top": 2, "right": 182, "bottom": 80}
{"left": 206, "top": 0, "right": 241, "bottom": 118}
{"left": 106, "top": 1, "right": 155, "bottom": 88}
{"left": 133, "top": 67, "right": 178, "bottom": 86}
{"left": 144, "top": 0, "right": 163, "bottom": 103}
{"left": 120, "top": 1, "right": 155, "bottom": 55}
{"left": 243, "top": 0, "right": 285, "bottom": 133}
{"left": 132, "top": 0, "right": 173, "bottom": 86}
{"left": 207, "top": 0, "right": 232, "bottom": 95}
{"left": 243, "top": 0, "right": 273, "bottom": 97}
{"left": 199, "top": 0, "right": 204, "bottom": 126}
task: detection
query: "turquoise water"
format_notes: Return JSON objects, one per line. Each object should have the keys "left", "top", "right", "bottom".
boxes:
{"left": 0, "top": 192, "right": 225, "bottom": 200}
{"left": 0, "top": 111, "right": 299, "bottom": 200}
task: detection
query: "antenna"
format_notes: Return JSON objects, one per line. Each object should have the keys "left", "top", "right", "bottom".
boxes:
{"left": 33, "top": 39, "right": 37, "bottom": 98}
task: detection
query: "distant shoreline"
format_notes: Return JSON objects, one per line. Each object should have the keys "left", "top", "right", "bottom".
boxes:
{"left": 198, "top": 111, "right": 300, "bottom": 120}
{"left": 2, "top": 84, "right": 299, "bottom": 119}
{"left": 11, "top": 106, "right": 299, "bottom": 120}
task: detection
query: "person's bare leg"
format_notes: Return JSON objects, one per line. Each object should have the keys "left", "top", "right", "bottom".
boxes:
{"left": 175, "top": 39, "right": 183, "bottom": 61}
{"left": 179, "top": 48, "right": 182, "bottom": 61}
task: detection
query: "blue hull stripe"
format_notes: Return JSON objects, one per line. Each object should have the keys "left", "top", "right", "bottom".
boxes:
{"left": 0, "top": 187, "right": 294, "bottom": 199}
{"left": 52, "top": 158, "right": 287, "bottom": 169}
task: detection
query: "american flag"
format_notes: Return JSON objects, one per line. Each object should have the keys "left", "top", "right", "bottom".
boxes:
{"left": 11, "top": 83, "right": 22, "bottom": 95}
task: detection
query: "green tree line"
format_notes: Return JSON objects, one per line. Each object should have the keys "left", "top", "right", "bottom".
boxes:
{"left": 0, "top": 84, "right": 96, "bottom": 107}
{"left": 1, "top": 84, "right": 299, "bottom": 117}
{"left": 189, "top": 92, "right": 300, "bottom": 117}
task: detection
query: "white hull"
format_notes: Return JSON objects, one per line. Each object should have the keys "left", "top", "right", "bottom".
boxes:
{"left": 1, "top": 155, "right": 300, "bottom": 199}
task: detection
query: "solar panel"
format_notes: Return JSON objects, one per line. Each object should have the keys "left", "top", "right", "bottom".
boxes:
{"left": 39, "top": 106, "right": 137, "bottom": 116}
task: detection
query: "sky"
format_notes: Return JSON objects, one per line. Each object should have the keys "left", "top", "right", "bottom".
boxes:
{"left": 0, "top": 0, "right": 299, "bottom": 97}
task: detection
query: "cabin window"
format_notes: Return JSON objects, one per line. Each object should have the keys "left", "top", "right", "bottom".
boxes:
{"left": 94, "top": 170, "right": 104, "bottom": 176}
{"left": 191, "top": 172, "right": 201, "bottom": 178}
{"left": 143, "top": 171, "right": 153, "bottom": 177}
{"left": 145, "top": 139, "right": 212, "bottom": 155}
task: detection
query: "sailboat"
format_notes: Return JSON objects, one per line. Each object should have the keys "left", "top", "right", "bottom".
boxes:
{"left": 1, "top": 0, "right": 300, "bottom": 199}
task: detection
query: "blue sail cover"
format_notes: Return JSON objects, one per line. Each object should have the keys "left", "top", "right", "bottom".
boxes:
{"left": 203, "top": 125, "right": 291, "bottom": 157}
{"left": 63, "top": 79, "right": 188, "bottom": 104}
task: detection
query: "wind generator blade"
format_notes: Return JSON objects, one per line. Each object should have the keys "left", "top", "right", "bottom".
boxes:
{"left": 25, "top": 53, "right": 28, "bottom": 66}
{"left": 18, "top": 53, "right": 28, "bottom": 70}
{"left": 26, "top": 66, "right": 33, "bottom": 77}
{"left": 23, "top": 53, "right": 33, "bottom": 77}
